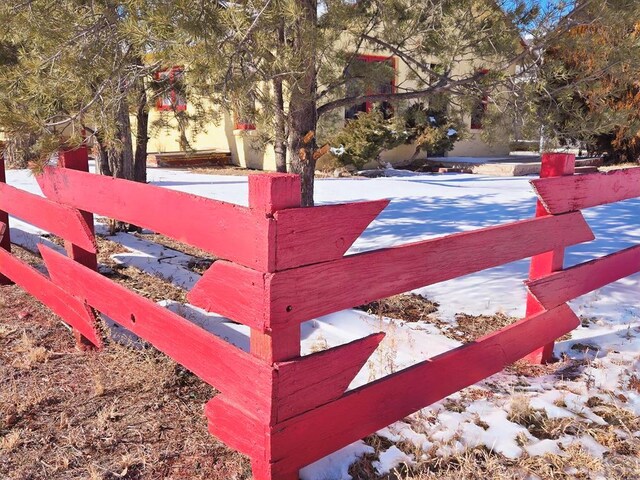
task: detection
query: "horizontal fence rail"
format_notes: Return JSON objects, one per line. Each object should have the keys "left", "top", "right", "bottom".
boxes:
{"left": 1, "top": 150, "right": 639, "bottom": 480}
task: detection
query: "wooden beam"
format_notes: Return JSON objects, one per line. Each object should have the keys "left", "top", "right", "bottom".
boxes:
{"left": 37, "top": 167, "right": 272, "bottom": 270}
{"left": 0, "top": 155, "right": 11, "bottom": 285}
{"left": 0, "top": 183, "right": 96, "bottom": 252}
{"left": 525, "top": 153, "right": 575, "bottom": 363}
{"left": 39, "top": 245, "right": 273, "bottom": 417}
{"left": 273, "top": 200, "right": 389, "bottom": 270}
{"left": 527, "top": 244, "right": 640, "bottom": 310}
{"left": 263, "top": 304, "right": 580, "bottom": 476}
{"left": 274, "top": 332, "right": 385, "bottom": 421}
{"left": 531, "top": 166, "right": 640, "bottom": 214}
{"left": 191, "top": 212, "right": 593, "bottom": 329}
{"left": 0, "top": 240, "right": 101, "bottom": 346}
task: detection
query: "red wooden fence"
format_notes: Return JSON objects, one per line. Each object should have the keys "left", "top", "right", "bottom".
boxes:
{"left": 1, "top": 150, "right": 638, "bottom": 479}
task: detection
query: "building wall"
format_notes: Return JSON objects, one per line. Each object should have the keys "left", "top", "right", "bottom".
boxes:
{"left": 144, "top": 48, "right": 514, "bottom": 170}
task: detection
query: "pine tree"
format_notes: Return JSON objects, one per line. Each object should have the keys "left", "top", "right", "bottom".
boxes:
{"left": 0, "top": 0, "right": 190, "bottom": 181}
{"left": 532, "top": 0, "right": 640, "bottom": 161}
{"left": 176, "top": 0, "right": 548, "bottom": 205}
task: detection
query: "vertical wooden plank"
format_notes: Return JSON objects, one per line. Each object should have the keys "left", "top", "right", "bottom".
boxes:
{"left": 525, "top": 153, "right": 575, "bottom": 364}
{"left": 0, "top": 151, "right": 12, "bottom": 285}
{"left": 248, "top": 173, "right": 303, "bottom": 363}
{"left": 58, "top": 146, "right": 99, "bottom": 349}
{"left": 58, "top": 147, "right": 98, "bottom": 271}
{"left": 247, "top": 173, "right": 302, "bottom": 480}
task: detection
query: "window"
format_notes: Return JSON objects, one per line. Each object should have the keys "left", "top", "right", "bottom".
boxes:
{"left": 345, "top": 55, "right": 396, "bottom": 120}
{"left": 470, "top": 94, "right": 488, "bottom": 130}
{"left": 234, "top": 113, "right": 256, "bottom": 131}
{"left": 154, "top": 66, "right": 187, "bottom": 112}
{"left": 470, "top": 69, "right": 489, "bottom": 130}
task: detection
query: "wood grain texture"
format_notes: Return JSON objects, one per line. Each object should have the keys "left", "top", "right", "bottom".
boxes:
{"left": 0, "top": 157, "right": 11, "bottom": 285}
{"left": 531, "top": 166, "right": 640, "bottom": 214}
{"left": 266, "top": 212, "right": 593, "bottom": 328}
{"left": 527, "top": 244, "right": 640, "bottom": 310}
{"left": 526, "top": 153, "right": 575, "bottom": 364}
{"left": 249, "top": 173, "right": 301, "bottom": 215}
{"left": 247, "top": 173, "right": 304, "bottom": 363}
{"left": 0, "top": 241, "right": 101, "bottom": 346}
{"left": 39, "top": 245, "right": 273, "bottom": 417}
{"left": 275, "top": 332, "right": 385, "bottom": 421}
{"left": 58, "top": 147, "right": 99, "bottom": 271}
{"left": 0, "top": 183, "right": 96, "bottom": 252}
{"left": 273, "top": 200, "right": 389, "bottom": 270}
{"left": 187, "top": 261, "right": 268, "bottom": 330}
{"left": 37, "top": 167, "right": 271, "bottom": 270}
{"left": 206, "top": 395, "right": 270, "bottom": 459}
{"left": 267, "top": 305, "right": 580, "bottom": 476}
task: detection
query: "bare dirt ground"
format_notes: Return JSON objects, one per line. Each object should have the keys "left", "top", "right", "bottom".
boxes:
{"left": 2, "top": 242, "right": 640, "bottom": 480}
{"left": 0, "top": 286, "right": 251, "bottom": 480}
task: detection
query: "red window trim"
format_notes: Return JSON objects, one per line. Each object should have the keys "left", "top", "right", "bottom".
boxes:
{"left": 470, "top": 69, "right": 490, "bottom": 130}
{"left": 234, "top": 117, "right": 257, "bottom": 131}
{"left": 155, "top": 66, "right": 187, "bottom": 112}
{"left": 358, "top": 54, "right": 397, "bottom": 114}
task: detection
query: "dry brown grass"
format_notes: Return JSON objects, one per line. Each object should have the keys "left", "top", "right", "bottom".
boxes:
{"left": 0, "top": 286, "right": 251, "bottom": 480}
{"left": 134, "top": 232, "right": 217, "bottom": 275}
{"left": 357, "top": 294, "right": 439, "bottom": 323}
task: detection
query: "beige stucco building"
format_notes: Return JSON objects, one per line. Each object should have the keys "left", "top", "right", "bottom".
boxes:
{"left": 146, "top": 50, "right": 515, "bottom": 171}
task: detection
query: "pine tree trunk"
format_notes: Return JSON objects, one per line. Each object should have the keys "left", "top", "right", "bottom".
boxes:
{"left": 288, "top": 0, "right": 317, "bottom": 207}
{"left": 274, "top": 76, "right": 287, "bottom": 173}
{"left": 108, "top": 95, "right": 134, "bottom": 180}
{"left": 95, "top": 140, "right": 112, "bottom": 176}
{"left": 274, "top": 20, "right": 287, "bottom": 173}
{"left": 134, "top": 77, "right": 149, "bottom": 184}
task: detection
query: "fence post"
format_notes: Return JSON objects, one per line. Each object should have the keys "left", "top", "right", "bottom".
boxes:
{"left": 58, "top": 146, "right": 99, "bottom": 348}
{"left": 0, "top": 150, "right": 12, "bottom": 285}
{"left": 248, "top": 173, "right": 302, "bottom": 480}
{"left": 525, "top": 152, "right": 576, "bottom": 364}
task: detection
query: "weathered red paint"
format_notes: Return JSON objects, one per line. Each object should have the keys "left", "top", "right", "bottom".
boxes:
{"left": 527, "top": 244, "right": 640, "bottom": 310}
{"left": 2, "top": 152, "right": 640, "bottom": 480}
{"left": 0, "top": 231, "right": 101, "bottom": 346}
{"left": 39, "top": 244, "right": 273, "bottom": 419}
{"left": 38, "top": 166, "right": 272, "bottom": 270}
{"left": 532, "top": 166, "right": 640, "bottom": 214}
{"left": 0, "top": 155, "right": 11, "bottom": 285}
{"left": 526, "top": 153, "right": 576, "bottom": 364}
{"left": 191, "top": 212, "right": 593, "bottom": 330}
{"left": 0, "top": 182, "right": 96, "bottom": 252}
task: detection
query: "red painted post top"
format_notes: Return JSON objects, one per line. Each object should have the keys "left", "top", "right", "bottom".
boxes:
{"left": 526, "top": 152, "right": 576, "bottom": 364}
{"left": 59, "top": 145, "right": 90, "bottom": 171}
{"left": 540, "top": 153, "right": 575, "bottom": 178}
{"left": 249, "top": 173, "right": 301, "bottom": 215}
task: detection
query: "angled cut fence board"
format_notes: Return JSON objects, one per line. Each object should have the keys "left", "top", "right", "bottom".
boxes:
{"left": 188, "top": 261, "right": 269, "bottom": 331}
{"left": 531, "top": 167, "right": 640, "bottom": 214}
{"left": 39, "top": 245, "right": 272, "bottom": 417}
{"left": 0, "top": 182, "right": 96, "bottom": 252}
{"left": 273, "top": 199, "right": 389, "bottom": 270}
{"left": 266, "top": 212, "right": 593, "bottom": 328}
{"left": 37, "top": 167, "right": 271, "bottom": 270}
{"left": 5, "top": 152, "right": 640, "bottom": 480}
{"left": 190, "top": 212, "right": 593, "bottom": 329}
{"left": 527, "top": 244, "right": 640, "bottom": 309}
{"left": 266, "top": 305, "right": 580, "bottom": 475}
{"left": 274, "top": 332, "right": 385, "bottom": 422}
{"left": 0, "top": 238, "right": 101, "bottom": 346}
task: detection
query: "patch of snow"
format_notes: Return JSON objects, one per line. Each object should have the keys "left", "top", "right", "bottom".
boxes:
{"left": 299, "top": 441, "right": 374, "bottom": 480}
{"left": 372, "top": 446, "right": 415, "bottom": 475}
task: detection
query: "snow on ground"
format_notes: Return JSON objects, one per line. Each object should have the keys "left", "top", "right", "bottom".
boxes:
{"left": 5, "top": 165, "right": 640, "bottom": 479}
